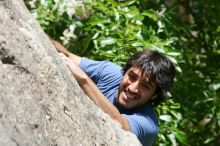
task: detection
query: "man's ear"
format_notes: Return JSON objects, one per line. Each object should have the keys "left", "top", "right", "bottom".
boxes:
{"left": 150, "top": 94, "right": 158, "bottom": 100}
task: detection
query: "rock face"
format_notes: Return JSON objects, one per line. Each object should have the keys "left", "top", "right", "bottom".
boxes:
{"left": 0, "top": 0, "right": 141, "bottom": 146}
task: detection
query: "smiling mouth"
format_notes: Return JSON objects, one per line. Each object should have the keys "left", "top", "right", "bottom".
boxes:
{"left": 124, "top": 90, "right": 138, "bottom": 100}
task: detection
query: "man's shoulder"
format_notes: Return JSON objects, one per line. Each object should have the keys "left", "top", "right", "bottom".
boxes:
{"left": 81, "top": 57, "right": 122, "bottom": 71}
{"left": 101, "top": 61, "right": 122, "bottom": 75}
{"left": 99, "top": 60, "right": 122, "bottom": 71}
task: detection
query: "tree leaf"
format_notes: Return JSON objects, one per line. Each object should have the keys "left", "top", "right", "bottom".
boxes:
{"left": 159, "top": 115, "right": 172, "bottom": 122}
{"left": 100, "top": 37, "right": 117, "bottom": 47}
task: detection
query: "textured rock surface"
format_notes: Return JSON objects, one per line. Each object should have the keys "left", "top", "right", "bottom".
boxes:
{"left": 0, "top": 0, "right": 141, "bottom": 145}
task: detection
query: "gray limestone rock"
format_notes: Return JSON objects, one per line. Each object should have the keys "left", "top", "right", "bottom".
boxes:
{"left": 0, "top": 0, "right": 141, "bottom": 145}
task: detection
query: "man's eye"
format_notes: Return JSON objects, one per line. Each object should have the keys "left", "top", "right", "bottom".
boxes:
{"left": 129, "top": 74, "right": 136, "bottom": 80}
{"left": 145, "top": 85, "right": 150, "bottom": 89}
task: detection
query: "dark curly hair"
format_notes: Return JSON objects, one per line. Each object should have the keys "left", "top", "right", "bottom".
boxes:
{"left": 123, "top": 50, "right": 176, "bottom": 105}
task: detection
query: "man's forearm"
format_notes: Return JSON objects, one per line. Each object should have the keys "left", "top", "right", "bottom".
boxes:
{"left": 80, "top": 75, "right": 130, "bottom": 131}
{"left": 67, "top": 53, "right": 81, "bottom": 66}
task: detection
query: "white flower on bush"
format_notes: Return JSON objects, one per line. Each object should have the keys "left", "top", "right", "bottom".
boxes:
{"left": 40, "top": 0, "right": 46, "bottom": 4}
{"left": 60, "top": 24, "right": 77, "bottom": 45}
{"left": 58, "top": 0, "right": 83, "bottom": 17}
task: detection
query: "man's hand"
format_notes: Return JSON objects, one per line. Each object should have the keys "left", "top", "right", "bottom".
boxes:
{"left": 60, "top": 53, "right": 88, "bottom": 82}
{"left": 63, "top": 55, "right": 78, "bottom": 74}
{"left": 47, "top": 35, "right": 69, "bottom": 56}
{"left": 47, "top": 34, "right": 81, "bottom": 66}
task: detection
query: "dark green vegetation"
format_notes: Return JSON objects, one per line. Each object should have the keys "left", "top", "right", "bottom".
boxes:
{"left": 26, "top": 0, "right": 220, "bottom": 145}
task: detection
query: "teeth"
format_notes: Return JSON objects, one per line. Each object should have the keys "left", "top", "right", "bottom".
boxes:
{"left": 128, "top": 96, "right": 135, "bottom": 99}
{"left": 125, "top": 89, "right": 137, "bottom": 100}
{"left": 128, "top": 96, "right": 136, "bottom": 100}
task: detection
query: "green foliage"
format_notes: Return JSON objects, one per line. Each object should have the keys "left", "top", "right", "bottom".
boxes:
{"left": 160, "top": 0, "right": 220, "bottom": 145}
{"left": 79, "top": 0, "right": 180, "bottom": 66}
{"left": 26, "top": 0, "right": 220, "bottom": 145}
{"left": 27, "top": 0, "right": 85, "bottom": 53}
{"left": 155, "top": 99, "right": 188, "bottom": 146}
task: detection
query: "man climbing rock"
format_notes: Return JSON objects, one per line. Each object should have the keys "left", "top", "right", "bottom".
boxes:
{"left": 50, "top": 37, "right": 175, "bottom": 146}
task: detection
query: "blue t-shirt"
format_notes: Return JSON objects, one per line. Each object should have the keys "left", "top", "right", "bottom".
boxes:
{"left": 80, "top": 57, "right": 158, "bottom": 146}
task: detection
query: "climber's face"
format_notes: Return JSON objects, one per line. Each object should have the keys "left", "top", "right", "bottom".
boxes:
{"left": 117, "top": 67, "right": 157, "bottom": 109}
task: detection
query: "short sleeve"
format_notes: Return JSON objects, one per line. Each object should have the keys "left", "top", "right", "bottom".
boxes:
{"left": 122, "top": 113, "right": 158, "bottom": 146}
{"left": 79, "top": 57, "right": 123, "bottom": 97}
{"left": 79, "top": 57, "right": 104, "bottom": 83}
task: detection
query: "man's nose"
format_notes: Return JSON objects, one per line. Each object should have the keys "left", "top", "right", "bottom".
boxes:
{"left": 128, "top": 81, "right": 139, "bottom": 93}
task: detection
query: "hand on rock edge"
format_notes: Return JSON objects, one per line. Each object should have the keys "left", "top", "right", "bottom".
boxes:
{"left": 59, "top": 53, "right": 78, "bottom": 75}
{"left": 47, "top": 34, "right": 69, "bottom": 56}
